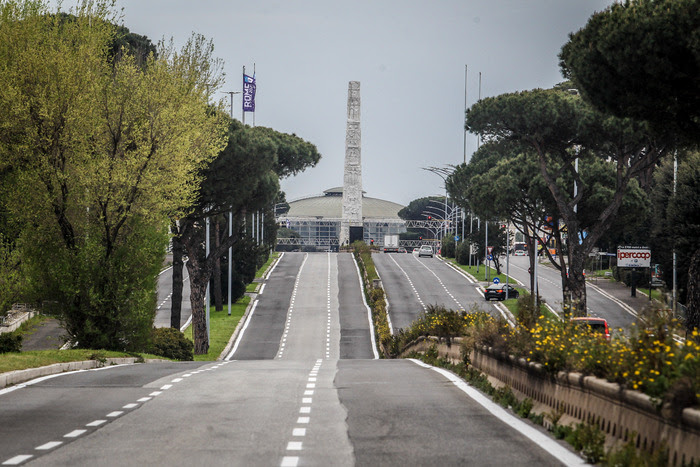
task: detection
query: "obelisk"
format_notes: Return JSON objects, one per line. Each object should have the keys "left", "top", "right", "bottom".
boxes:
{"left": 340, "top": 81, "right": 363, "bottom": 247}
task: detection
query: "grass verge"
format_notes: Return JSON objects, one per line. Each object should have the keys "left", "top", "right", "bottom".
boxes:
{"left": 182, "top": 296, "right": 250, "bottom": 361}
{"left": 445, "top": 258, "right": 518, "bottom": 284}
{"left": 0, "top": 349, "right": 163, "bottom": 374}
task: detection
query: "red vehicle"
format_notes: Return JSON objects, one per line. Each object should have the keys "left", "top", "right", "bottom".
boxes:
{"left": 571, "top": 317, "right": 610, "bottom": 340}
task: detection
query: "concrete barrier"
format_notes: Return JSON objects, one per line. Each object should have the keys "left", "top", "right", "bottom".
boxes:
{"left": 0, "top": 358, "right": 138, "bottom": 389}
{"left": 405, "top": 339, "right": 699, "bottom": 466}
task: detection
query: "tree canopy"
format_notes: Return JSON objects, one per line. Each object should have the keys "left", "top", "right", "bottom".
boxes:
{"left": 0, "top": 1, "right": 227, "bottom": 349}
{"left": 559, "top": 0, "right": 700, "bottom": 143}
{"left": 465, "top": 85, "right": 667, "bottom": 314}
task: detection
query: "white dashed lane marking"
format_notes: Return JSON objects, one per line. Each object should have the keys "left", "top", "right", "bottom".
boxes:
{"left": 387, "top": 254, "right": 426, "bottom": 311}
{"left": 280, "top": 359, "right": 323, "bottom": 467}
{"left": 1, "top": 362, "right": 227, "bottom": 466}
{"left": 276, "top": 254, "right": 309, "bottom": 359}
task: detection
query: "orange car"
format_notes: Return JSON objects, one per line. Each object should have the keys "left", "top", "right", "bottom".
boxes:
{"left": 571, "top": 317, "right": 610, "bottom": 340}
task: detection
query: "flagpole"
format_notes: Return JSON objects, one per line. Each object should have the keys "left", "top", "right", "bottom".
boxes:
{"left": 242, "top": 65, "right": 246, "bottom": 126}
{"left": 253, "top": 63, "right": 256, "bottom": 127}
{"left": 463, "top": 64, "right": 467, "bottom": 164}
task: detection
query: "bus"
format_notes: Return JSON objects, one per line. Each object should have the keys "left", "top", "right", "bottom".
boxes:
{"left": 512, "top": 242, "right": 527, "bottom": 256}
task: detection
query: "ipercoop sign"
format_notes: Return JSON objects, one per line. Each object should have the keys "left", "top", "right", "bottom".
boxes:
{"left": 617, "top": 246, "right": 651, "bottom": 268}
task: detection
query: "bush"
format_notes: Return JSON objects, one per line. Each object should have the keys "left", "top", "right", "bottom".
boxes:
{"left": 441, "top": 235, "right": 455, "bottom": 258}
{"left": 456, "top": 240, "right": 471, "bottom": 265}
{"left": 0, "top": 332, "right": 22, "bottom": 353}
{"left": 149, "top": 327, "right": 193, "bottom": 361}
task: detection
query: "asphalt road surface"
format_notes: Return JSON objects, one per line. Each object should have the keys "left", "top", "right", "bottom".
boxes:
{"left": 503, "top": 255, "right": 638, "bottom": 329}
{"left": 1, "top": 252, "right": 582, "bottom": 466}
{"left": 153, "top": 263, "right": 192, "bottom": 330}
{"left": 373, "top": 251, "right": 509, "bottom": 331}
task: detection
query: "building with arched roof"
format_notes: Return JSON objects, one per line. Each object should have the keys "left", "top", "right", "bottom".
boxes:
{"left": 277, "top": 187, "right": 405, "bottom": 250}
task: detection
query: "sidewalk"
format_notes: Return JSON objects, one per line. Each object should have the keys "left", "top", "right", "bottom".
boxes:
{"left": 586, "top": 276, "right": 660, "bottom": 314}
{"left": 20, "top": 318, "right": 65, "bottom": 351}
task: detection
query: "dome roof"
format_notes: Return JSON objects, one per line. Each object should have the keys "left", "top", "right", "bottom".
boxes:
{"left": 286, "top": 189, "right": 404, "bottom": 219}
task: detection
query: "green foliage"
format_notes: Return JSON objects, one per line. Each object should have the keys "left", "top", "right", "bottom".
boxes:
{"left": 464, "top": 84, "right": 670, "bottom": 312}
{"left": 251, "top": 126, "right": 321, "bottom": 179}
{"left": 649, "top": 151, "right": 700, "bottom": 316}
{"left": 604, "top": 437, "right": 669, "bottom": 467}
{"left": 440, "top": 235, "right": 455, "bottom": 258}
{"left": 148, "top": 327, "right": 193, "bottom": 361}
{"left": 455, "top": 239, "right": 470, "bottom": 265}
{"left": 398, "top": 196, "right": 444, "bottom": 220}
{"left": 565, "top": 422, "right": 605, "bottom": 464}
{"left": 0, "top": 2, "right": 228, "bottom": 350}
{"left": 0, "top": 332, "right": 22, "bottom": 353}
{"left": 560, "top": 0, "right": 700, "bottom": 143}
{"left": 22, "top": 218, "right": 168, "bottom": 351}
{"left": 351, "top": 242, "right": 391, "bottom": 356}
{"left": 0, "top": 234, "right": 22, "bottom": 312}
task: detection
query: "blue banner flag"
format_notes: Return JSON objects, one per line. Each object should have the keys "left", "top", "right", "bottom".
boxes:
{"left": 243, "top": 74, "right": 256, "bottom": 112}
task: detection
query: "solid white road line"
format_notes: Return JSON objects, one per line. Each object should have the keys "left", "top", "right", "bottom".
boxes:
{"left": 409, "top": 359, "right": 586, "bottom": 466}
{"left": 351, "top": 253, "right": 380, "bottom": 359}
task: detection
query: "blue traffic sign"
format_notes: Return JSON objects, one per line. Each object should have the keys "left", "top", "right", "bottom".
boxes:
{"left": 493, "top": 277, "right": 500, "bottom": 284}
{"left": 487, "top": 254, "right": 493, "bottom": 261}
{"left": 455, "top": 236, "right": 460, "bottom": 241}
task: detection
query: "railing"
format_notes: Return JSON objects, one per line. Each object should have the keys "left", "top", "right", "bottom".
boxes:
{"left": 276, "top": 237, "right": 339, "bottom": 246}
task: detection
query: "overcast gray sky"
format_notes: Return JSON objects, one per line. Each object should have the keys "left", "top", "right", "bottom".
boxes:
{"left": 61, "top": 0, "right": 613, "bottom": 206}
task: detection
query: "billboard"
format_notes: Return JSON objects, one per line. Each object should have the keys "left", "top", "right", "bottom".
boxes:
{"left": 617, "top": 246, "right": 651, "bottom": 268}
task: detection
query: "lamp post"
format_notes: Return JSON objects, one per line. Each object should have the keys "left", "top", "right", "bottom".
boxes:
{"left": 222, "top": 90, "right": 240, "bottom": 316}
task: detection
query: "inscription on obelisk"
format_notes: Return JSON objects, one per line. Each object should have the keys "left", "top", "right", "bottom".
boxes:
{"left": 340, "top": 81, "right": 363, "bottom": 246}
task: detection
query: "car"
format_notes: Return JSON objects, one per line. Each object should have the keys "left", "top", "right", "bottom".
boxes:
{"left": 571, "top": 317, "right": 610, "bottom": 340}
{"left": 398, "top": 247, "right": 407, "bottom": 253}
{"left": 483, "top": 283, "right": 519, "bottom": 301}
{"left": 513, "top": 250, "right": 526, "bottom": 256}
{"left": 418, "top": 245, "right": 433, "bottom": 257}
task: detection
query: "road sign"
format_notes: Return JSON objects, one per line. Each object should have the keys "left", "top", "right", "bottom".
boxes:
{"left": 487, "top": 254, "right": 493, "bottom": 261}
{"left": 455, "top": 236, "right": 460, "bottom": 241}
{"left": 493, "top": 277, "right": 500, "bottom": 284}
{"left": 487, "top": 246, "right": 494, "bottom": 254}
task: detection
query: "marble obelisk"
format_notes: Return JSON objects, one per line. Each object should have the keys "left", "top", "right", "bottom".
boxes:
{"left": 339, "top": 81, "right": 363, "bottom": 247}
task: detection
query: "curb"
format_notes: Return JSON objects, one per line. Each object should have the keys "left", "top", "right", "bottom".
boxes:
{"left": 0, "top": 358, "right": 138, "bottom": 389}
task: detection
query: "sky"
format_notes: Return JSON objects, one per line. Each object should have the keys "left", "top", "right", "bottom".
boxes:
{"left": 55, "top": 0, "right": 613, "bottom": 206}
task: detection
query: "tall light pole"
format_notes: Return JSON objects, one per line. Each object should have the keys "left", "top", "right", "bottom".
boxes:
{"left": 222, "top": 91, "right": 240, "bottom": 316}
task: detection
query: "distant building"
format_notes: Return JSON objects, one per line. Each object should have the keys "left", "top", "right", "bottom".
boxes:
{"left": 278, "top": 187, "right": 405, "bottom": 250}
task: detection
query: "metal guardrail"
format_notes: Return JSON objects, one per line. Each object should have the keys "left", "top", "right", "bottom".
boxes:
{"left": 277, "top": 237, "right": 339, "bottom": 246}
{"left": 276, "top": 237, "right": 442, "bottom": 249}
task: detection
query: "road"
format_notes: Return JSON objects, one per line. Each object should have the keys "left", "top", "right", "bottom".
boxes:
{"left": 502, "top": 255, "right": 638, "bottom": 329}
{"left": 0, "top": 252, "right": 581, "bottom": 466}
{"left": 373, "top": 251, "right": 512, "bottom": 331}
{"left": 153, "top": 263, "right": 191, "bottom": 330}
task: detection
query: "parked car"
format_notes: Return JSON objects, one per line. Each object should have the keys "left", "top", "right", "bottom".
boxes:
{"left": 571, "top": 317, "right": 610, "bottom": 340}
{"left": 483, "top": 284, "right": 519, "bottom": 301}
{"left": 418, "top": 245, "right": 433, "bottom": 258}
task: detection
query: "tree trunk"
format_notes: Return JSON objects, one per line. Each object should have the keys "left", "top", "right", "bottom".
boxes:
{"left": 170, "top": 231, "right": 184, "bottom": 329}
{"left": 187, "top": 263, "right": 209, "bottom": 355}
{"left": 180, "top": 219, "right": 211, "bottom": 355}
{"left": 213, "top": 218, "right": 223, "bottom": 311}
{"left": 564, "top": 242, "right": 588, "bottom": 317}
{"left": 526, "top": 232, "right": 537, "bottom": 309}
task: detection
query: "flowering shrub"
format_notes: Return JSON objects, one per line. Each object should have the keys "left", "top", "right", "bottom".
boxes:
{"left": 396, "top": 303, "right": 699, "bottom": 410}
{"left": 524, "top": 316, "right": 699, "bottom": 408}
